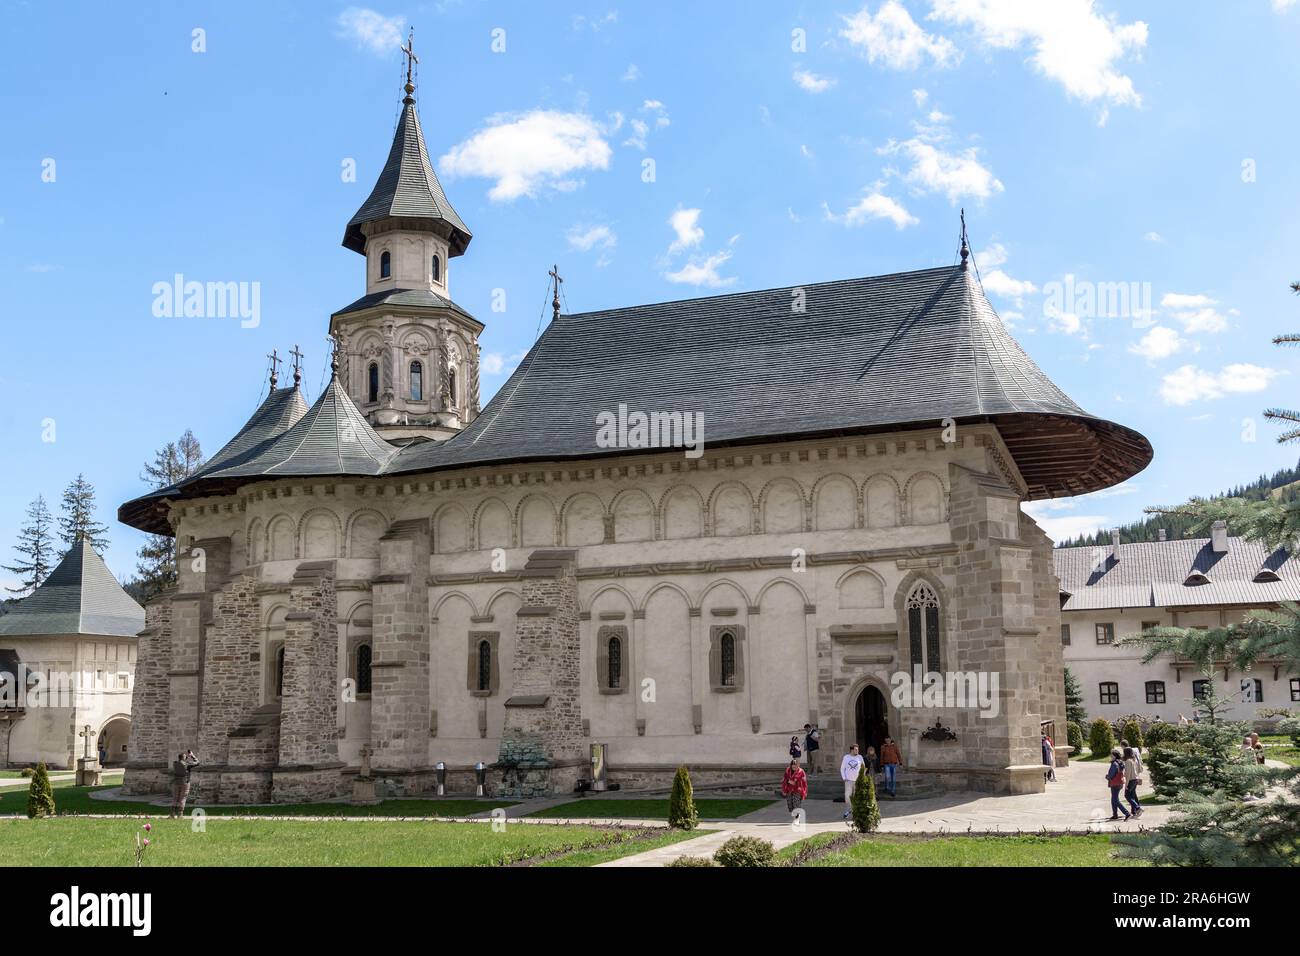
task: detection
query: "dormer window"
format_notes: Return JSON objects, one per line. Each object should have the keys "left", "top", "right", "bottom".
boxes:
{"left": 410, "top": 360, "right": 423, "bottom": 401}
{"left": 1253, "top": 569, "right": 1282, "bottom": 583}
{"left": 432, "top": 255, "right": 441, "bottom": 283}
{"left": 367, "top": 362, "right": 379, "bottom": 404}
{"left": 380, "top": 250, "right": 391, "bottom": 278}
{"left": 1183, "top": 572, "right": 1210, "bottom": 586}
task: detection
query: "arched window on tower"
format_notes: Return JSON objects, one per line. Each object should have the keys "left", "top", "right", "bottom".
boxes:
{"left": 275, "top": 646, "right": 286, "bottom": 699}
{"left": 906, "top": 583, "right": 941, "bottom": 674}
{"left": 367, "top": 363, "right": 379, "bottom": 404}
{"left": 355, "top": 644, "right": 372, "bottom": 695}
{"left": 410, "top": 361, "right": 423, "bottom": 401}
{"left": 477, "top": 640, "right": 492, "bottom": 693}
{"left": 432, "top": 255, "right": 441, "bottom": 283}
{"left": 448, "top": 367, "right": 458, "bottom": 408}
{"left": 379, "top": 250, "right": 391, "bottom": 279}
{"left": 720, "top": 631, "right": 736, "bottom": 687}
{"left": 607, "top": 634, "right": 622, "bottom": 690}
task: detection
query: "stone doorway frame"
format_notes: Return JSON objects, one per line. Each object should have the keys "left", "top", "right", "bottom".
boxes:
{"left": 841, "top": 673, "right": 899, "bottom": 763}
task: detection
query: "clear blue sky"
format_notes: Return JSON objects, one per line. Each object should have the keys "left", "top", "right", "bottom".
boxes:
{"left": 3, "top": 1, "right": 1300, "bottom": 587}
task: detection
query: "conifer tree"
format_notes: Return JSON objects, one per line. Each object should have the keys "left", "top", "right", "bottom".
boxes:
{"left": 58, "top": 474, "right": 109, "bottom": 554}
{"left": 135, "top": 430, "right": 204, "bottom": 599}
{"left": 850, "top": 765, "right": 880, "bottom": 833}
{"left": 26, "top": 762, "right": 56, "bottom": 818}
{"left": 3, "top": 496, "right": 55, "bottom": 594}
{"left": 668, "top": 765, "right": 698, "bottom": 830}
{"left": 1064, "top": 666, "right": 1087, "bottom": 726}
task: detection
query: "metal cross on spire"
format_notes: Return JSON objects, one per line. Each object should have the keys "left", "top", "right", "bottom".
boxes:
{"left": 400, "top": 28, "right": 419, "bottom": 103}
{"left": 549, "top": 264, "right": 564, "bottom": 321}
{"left": 266, "top": 349, "right": 282, "bottom": 389}
{"left": 290, "top": 344, "right": 304, "bottom": 388}
{"left": 959, "top": 207, "right": 969, "bottom": 271}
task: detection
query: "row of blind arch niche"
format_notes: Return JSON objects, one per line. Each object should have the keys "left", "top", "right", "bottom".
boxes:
{"left": 431, "top": 473, "right": 947, "bottom": 553}
{"left": 247, "top": 511, "right": 387, "bottom": 564}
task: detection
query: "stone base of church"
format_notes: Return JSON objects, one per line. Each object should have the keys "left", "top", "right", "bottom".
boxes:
{"left": 218, "top": 769, "right": 274, "bottom": 804}
{"left": 121, "top": 763, "right": 168, "bottom": 796}
{"left": 607, "top": 764, "right": 785, "bottom": 792}
{"left": 271, "top": 763, "right": 349, "bottom": 803}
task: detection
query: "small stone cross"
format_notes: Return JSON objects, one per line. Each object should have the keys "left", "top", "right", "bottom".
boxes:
{"left": 359, "top": 745, "right": 373, "bottom": 779}
{"left": 79, "top": 724, "right": 94, "bottom": 760}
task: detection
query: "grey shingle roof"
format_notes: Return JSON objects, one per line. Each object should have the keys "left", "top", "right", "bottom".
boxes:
{"left": 119, "top": 264, "right": 1152, "bottom": 535}
{"left": 331, "top": 288, "right": 479, "bottom": 326}
{"left": 1056, "top": 536, "right": 1300, "bottom": 610}
{"left": 201, "top": 387, "right": 309, "bottom": 472}
{"left": 0, "top": 539, "right": 144, "bottom": 638}
{"left": 343, "top": 100, "right": 471, "bottom": 257}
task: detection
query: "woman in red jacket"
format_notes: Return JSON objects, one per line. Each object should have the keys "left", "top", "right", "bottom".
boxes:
{"left": 782, "top": 758, "right": 808, "bottom": 814}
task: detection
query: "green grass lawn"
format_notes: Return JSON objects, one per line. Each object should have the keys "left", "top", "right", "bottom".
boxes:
{"left": 534, "top": 828, "right": 702, "bottom": 867}
{"left": 0, "top": 816, "right": 664, "bottom": 867}
{"left": 0, "top": 784, "right": 516, "bottom": 819}
{"left": 525, "top": 798, "right": 773, "bottom": 820}
{"left": 1266, "top": 745, "right": 1300, "bottom": 768}
{"left": 806, "top": 833, "right": 1148, "bottom": 867}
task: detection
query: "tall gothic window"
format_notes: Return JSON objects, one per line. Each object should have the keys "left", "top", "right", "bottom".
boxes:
{"left": 477, "top": 640, "right": 492, "bottom": 692}
{"left": 432, "top": 255, "right": 441, "bottom": 282}
{"left": 607, "top": 635, "right": 622, "bottom": 690}
{"left": 379, "top": 250, "right": 391, "bottom": 278}
{"left": 367, "top": 363, "right": 379, "bottom": 403}
{"left": 356, "top": 644, "right": 372, "bottom": 695}
{"left": 275, "top": 646, "right": 286, "bottom": 698}
{"left": 448, "top": 367, "right": 458, "bottom": 408}
{"left": 720, "top": 631, "right": 736, "bottom": 687}
{"left": 410, "top": 361, "right": 423, "bottom": 401}
{"left": 906, "top": 583, "right": 941, "bottom": 673}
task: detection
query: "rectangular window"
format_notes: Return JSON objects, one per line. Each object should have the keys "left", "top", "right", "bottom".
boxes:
{"left": 1242, "top": 678, "right": 1263, "bottom": 703}
{"left": 1141, "top": 620, "right": 1160, "bottom": 632}
{"left": 1060, "top": 624, "right": 1071, "bottom": 646}
{"left": 1192, "top": 679, "right": 1209, "bottom": 701}
{"left": 1095, "top": 623, "right": 1115, "bottom": 645}
{"left": 1145, "top": 681, "right": 1166, "bottom": 704}
{"left": 1099, "top": 682, "right": 1120, "bottom": 705}
{"left": 1291, "top": 678, "right": 1300, "bottom": 703}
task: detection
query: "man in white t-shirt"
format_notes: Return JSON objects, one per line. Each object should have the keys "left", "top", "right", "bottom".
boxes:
{"left": 840, "top": 744, "right": 866, "bottom": 820}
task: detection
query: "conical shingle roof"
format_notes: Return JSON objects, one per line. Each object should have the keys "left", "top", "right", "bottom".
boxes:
{"left": 0, "top": 539, "right": 144, "bottom": 638}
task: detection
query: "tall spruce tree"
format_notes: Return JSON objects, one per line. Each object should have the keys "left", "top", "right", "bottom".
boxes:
{"left": 3, "top": 496, "right": 55, "bottom": 594}
{"left": 1064, "top": 665, "right": 1087, "bottom": 726}
{"left": 135, "top": 430, "right": 204, "bottom": 600}
{"left": 57, "top": 474, "right": 109, "bottom": 554}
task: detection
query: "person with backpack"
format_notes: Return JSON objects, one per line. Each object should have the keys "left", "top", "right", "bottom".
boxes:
{"left": 803, "top": 723, "right": 821, "bottom": 772}
{"left": 1122, "top": 746, "right": 1143, "bottom": 818}
{"left": 782, "top": 758, "right": 808, "bottom": 815}
{"left": 788, "top": 735, "right": 802, "bottom": 763}
{"left": 1106, "top": 748, "right": 1129, "bottom": 821}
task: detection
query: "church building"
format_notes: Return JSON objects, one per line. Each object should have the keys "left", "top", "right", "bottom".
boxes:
{"left": 117, "top": 52, "right": 1152, "bottom": 803}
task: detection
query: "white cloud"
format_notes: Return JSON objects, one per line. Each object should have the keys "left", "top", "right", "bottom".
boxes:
{"left": 980, "top": 269, "right": 1036, "bottom": 301}
{"left": 800, "top": 144, "right": 814, "bottom": 159}
{"left": 1143, "top": 230, "right": 1164, "bottom": 243}
{"left": 623, "top": 118, "right": 649, "bottom": 150}
{"left": 440, "top": 111, "right": 612, "bottom": 201}
{"left": 664, "top": 251, "right": 736, "bottom": 288}
{"left": 667, "top": 208, "right": 705, "bottom": 254}
{"left": 793, "top": 69, "right": 837, "bottom": 93}
{"left": 1128, "top": 325, "right": 1187, "bottom": 361}
{"left": 567, "top": 224, "right": 617, "bottom": 252}
{"left": 824, "top": 190, "right": 919, "bottom": 230}
{"left": 1160, "top": 292, "right": 1229, "bottom": 334}
{"left": 930, "top": 0, "right": 1148, "bottom": 114}
{"left": 879, "top": 137, "right": 1003, "bottom": 202}
{"left": 841, "top": 1, "right": 960, "bottom": 69}
{"left": 622, "top": 64, "right": 640, "bottom": 81}
{"left": 1046, "top": 306, "right": 1084, "bottom": 336}
{"left": 337, "top": 8, "right": 405, "bottom": 56}
{"left": 1159, "top": 363, "right": 1280, "bottom": 405}
{"left": 975, "top": 242, "right": 1007, "bottom": 267}
{"left": 912, "top": 88, "right": 929, "bottom": 106}
{"left": 480, "top": 353, "right": 505, "bottom": 375}
{"left": 1021, "top": 505, "right": 1112, "bottom": 543}
{"left": 1274, "top": 0, "right": 1298, "bottom": 10}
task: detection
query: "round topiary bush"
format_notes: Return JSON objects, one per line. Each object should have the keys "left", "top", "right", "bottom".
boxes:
{"left": 1088, "top": 718, "right": 1116, "bottom": 759}
{"left": 1143, "top": 721, "right": 1183, "bottom": 748}
{"left": 1120, "top": 720, "right": 1144, "bottom": 750}
{"left": 1279, "top": 716, "right": 1300, "bottom": 750}
{"left": 667, "top": 855, "right": 718, "bottom": 867}
{"left": 713, "top": 835, "right": 776, "bottom": 868}
{"left": 1066, "top": 721, "right": 1085, "bottom": 758}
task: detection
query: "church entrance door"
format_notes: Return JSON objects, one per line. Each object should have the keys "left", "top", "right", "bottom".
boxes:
{"left": 854, "top": 685, "right": 889, "bottom": 756}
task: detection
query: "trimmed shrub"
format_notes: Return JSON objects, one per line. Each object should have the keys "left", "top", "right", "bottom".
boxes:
{"left": 1120, "top": 720, "right": 1144, "bottom": 750}
{"left": 1279, "top": 717, "right": 1300, "bottom": 750}
{"left": 667, "top": 765, "right": 698, "bottom": 830}
{"left": 714, "top": 835, "right": 776, "bottom": 868}
{"left": 1088, "top": 719, "right": 1116, "bottom": 759}
{"left": 850, "top": 766, "right": 880, "bottom": 833}
{"left": 1066, "top": 721, "right": 1085, "bottom": 758}
{"left": 667, "top": 855, "right": 718, "bottom": 867}
{"left": 26, "top": 762, "right": 56, "bottom": 818}
{"left": 19, "top": 767, "right": 34, "bottom": 779}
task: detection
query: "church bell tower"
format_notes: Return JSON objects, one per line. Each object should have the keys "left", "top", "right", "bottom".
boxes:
{"left": 330, "top": 30, "right": 483, "bottom": 443}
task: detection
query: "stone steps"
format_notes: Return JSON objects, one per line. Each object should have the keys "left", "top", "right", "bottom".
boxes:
{"left": 804, "top": 772, "right": 943, "bottom": 802}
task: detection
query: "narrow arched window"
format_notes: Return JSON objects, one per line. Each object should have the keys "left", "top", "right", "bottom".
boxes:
{"left": 906, "top": 583, "right": 941, "bottom": 673}
{"left": 448, "top": 367, "right": 458, "bottom": 407}
{"left": 477, "top": 640, "right": 492, "bottom": 692}
{"left": 720, "top": 631, "right": 736, "bottom": 687}
{"left": 607, "top": 635, "right": 622, "bottom": 690}
{"left": 356, "top": 644, "right": 372, "bottom": 695}
{"left": 379, "top": 250, "right": 391, "bottom": 278}
{"left": 367, "top": 363, "right": 379, "bottom": 403}
{"left": 275, "top": 646, "right": 286, "bottom": 698}
{"left": 432, "top": 255, "right": 441, "bottom": 282}
{"left": 410, "top": 360, "right": 423, "bottom": 401}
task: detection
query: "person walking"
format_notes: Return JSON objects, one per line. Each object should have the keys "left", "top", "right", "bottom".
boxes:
{"left": 789, "top": 735, "right": 802, "bottom": 763}
{"left": 1122, "top": 746, "right": 1143, "bottom": 818}
{"left": 803, "top": 723, "right": 821, "bottom": 772}
{"left": 839, "top": 744, "right": 867, "bottom": 820}
{"left": 782, "top": 758, "right": 808, "bottom": 815}
{"left": 169, "top": 750, "right": 200, "bottom": 819}
{"left": 1106, "top": 748, "right": 1130, "bottom": 821}
{"left": 879, "top": 736, "right": 902, "bottom": 799}
{"left": 864, "top": 745, "right": 880, "bottom": 781}
{"left": 1042, "top": 732, "right": 1057, "bottom": 783}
